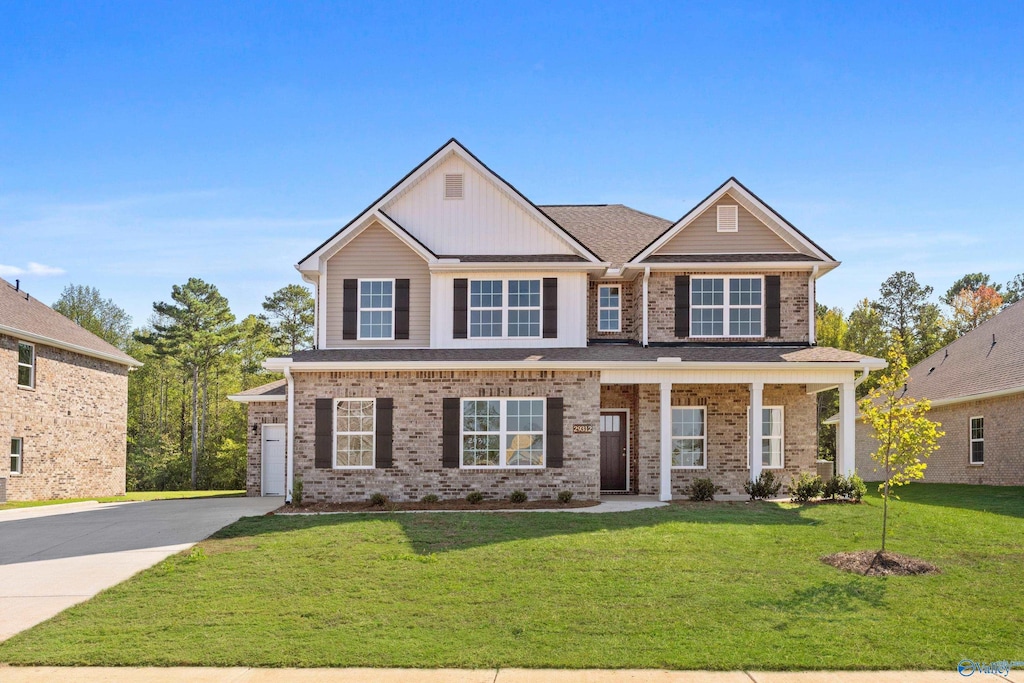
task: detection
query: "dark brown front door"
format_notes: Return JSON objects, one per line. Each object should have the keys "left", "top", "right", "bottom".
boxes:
{"left": 600, "top": 411, "right": 627, "bottom": 491}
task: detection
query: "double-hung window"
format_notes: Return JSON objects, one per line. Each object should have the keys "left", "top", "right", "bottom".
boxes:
{"left": 358, "top": 280, "right": 394, "bottom": 340}
{"left": 468, "top": 279, "right": 541, "bottom": 338}
{"left": 334, "top": 399, "right": 375, "bottom": 468}
{"left": 17, "top": 342, "right": 35, "bottom": 388}
{"left": 671, "top": 407, "right": 706, "bottom": 468}
{"left": 690, "top": 277, "right": 763, "bottom": 338}
{"left": 748, "top": 406, "right": 784, "bottom": 469}
{"left": 598, "top": 285, "right": 621, "bottom": 332}
{"left": 461, "top": 398, "right": 544, "bottom": 468}
{"left": 10, "top": 438, "right": 22, "bottom": 475}
{"left": 969, "top": 417, "right": 984, "bottom": 465}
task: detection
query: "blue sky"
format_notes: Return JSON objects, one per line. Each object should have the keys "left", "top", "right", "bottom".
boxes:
{"left": 2, "top": 1, "right": 1022, "bottom": 327}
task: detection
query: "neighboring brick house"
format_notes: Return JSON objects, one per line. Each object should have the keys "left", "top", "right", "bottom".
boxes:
{"left": 0, "top": 278, "right": 141, "bottom": 502}
{"left": 230, "top": 139, "right": 883, "bottom": 502}
{"left": 853, "top": 300, "right": 1024, "bottom": 486}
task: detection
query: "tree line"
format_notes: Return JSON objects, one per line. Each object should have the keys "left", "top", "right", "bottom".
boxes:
{"left": 53, "top": 280, "right": 314, "bottom": 491}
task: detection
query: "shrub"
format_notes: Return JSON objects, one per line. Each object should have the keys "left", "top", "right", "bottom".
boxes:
{"left": 823, "top": 475, "right": 843, "bottom": 500}
{"left": 509, "top": 490, "right": 528, "bottom": 504}
{"left": 844, "top": 473, "right": 867, "bottom": 502}
{"left": 557, "top": 490, "right": 574, "bottom": 504}
{"left": 369, "top": 492, "right": 387, "bottom": 507}
{"left": 687, "top": 478, "right": 716, "bottom": 502}
{"left": 291, "top": 476, "right": 303, "bottom": 506}
{"left": 466, "top": 491, "right": 484, "bottom": 504}
{"left": 790, "top": 472, "right": 823, "bottom": 503}
{"left": 420, "top": 494, "right": 440, "bottom": 504}
{"left": 743, "top": 471, "right": 783, "bottom": 500}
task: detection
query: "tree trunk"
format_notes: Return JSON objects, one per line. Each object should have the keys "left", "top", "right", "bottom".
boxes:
{"left": 191, "top": 365, "right": 199, "bottom": 489}
{"left": 199, "top": 366, "right": 208, "bottom": 480}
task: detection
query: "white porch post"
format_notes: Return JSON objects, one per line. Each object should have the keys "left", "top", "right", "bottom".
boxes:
{"left": 837, "top": 381, "right": 856, "bottom": 476}
{"left": 749, "top": 381, "right": 764, "bottom": 483}
{"left": 659, "top": 381, "right": 673, "bottom": 502}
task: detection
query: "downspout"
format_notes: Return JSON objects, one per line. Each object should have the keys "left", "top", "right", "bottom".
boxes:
{"left": 854, "top": 366, "right": 871, "bottom": 388}
{"left": 808, "top": 265, "right": 819, "bottom": 345}
{"left": 284, "top": 365, "right": 295, "bottom": 504}
{"left": 642, "top": 266, "right": 650, "bottom": 347}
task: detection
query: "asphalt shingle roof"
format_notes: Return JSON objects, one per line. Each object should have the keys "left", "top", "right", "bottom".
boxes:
{"left": 231, "top": 378, "right": 287, "bottom": 399}
{"left": 537, "top": 204, "right": 672, "bottom": 269}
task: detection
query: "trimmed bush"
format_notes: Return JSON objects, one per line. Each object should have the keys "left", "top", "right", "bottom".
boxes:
{"left": 687, "top": 478, "right": 716, "bottom": 502}
{"left": 420, "top": 494, "right": 440, "bottom": 504}
{"left": 509, "top": 490, "right": 528, "bottom": 504}
{"left": 369, "top": 492, "right": 387, "bottom": 507}
{"left": 790, "top": 472, "right": 823, "bottom": 503}
{"left": 291, "top": 476, "right": 303, "bottom": 506}
{"left": 743, "top": 471, "right": 783, "bottom": 500}
{"left": 557, "top": 490, "right": 574, "bottom": 504}
{"left": 466, "top": 491, "right": 484, "bottom": 504}
{"left": 844, "top": 473, "right": 867, "bottom": 502}
{"left": 823, "top": 475, "right": 843, "bottom": 500}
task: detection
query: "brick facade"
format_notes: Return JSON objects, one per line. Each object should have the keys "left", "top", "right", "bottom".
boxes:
{"left": 587, "top": 279, "right": 638, "bottom": 342}
{"left": 855, "top": 393, "right": 1024, "bottom": 486}
{"left": 0, "top": 333, "right": 129, "bottom": 501}
{"left": 245, "top": 401, "right": 288, "bottom": 496}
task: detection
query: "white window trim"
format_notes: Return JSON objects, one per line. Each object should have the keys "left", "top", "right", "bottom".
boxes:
{"left": 689, "top": 275, "right": 765, "bottom": 339}
{"left": 10, "top": 437, "right": 23, "bottom": 475}
{"left": 17, "top": 341, "right": 35, "bottom": 389}
{"left": 746, "top": 405, "right": 785, "bottom": 470}
{"left": 597, "top": 285, "right": 621, "bottom": 333}
{"left": 356, "top": 278, "right": 395, "bottom": 341}
{"left": 459, "top": 397, "right": 546, "bottom": 469}
{"left": 333, "top": 398, "right": 376, "bottom": 469}
{"left": 468, "top": 278, "right": 542, "bottom": 340}
{"left": 969, "top": 416, "right": 984, "bottom": 466}
{"left": 717, "top": 205, "right": 739, "bottom": 232}
{"left": 670, "top": 406, "right": 707, "bottom": 470}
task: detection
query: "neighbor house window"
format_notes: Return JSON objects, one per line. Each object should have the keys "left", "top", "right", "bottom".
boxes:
{"left": 358, "top": 279, "right": 394, "bottom": 340}
{"left": 334, "top": 399, "right": 375, "bottom": 468}
{"left": 598, "top": 285, "right": 621, "bottom": 332}
{"left": 461, "top": 398, "right": 544, "bottom": 468}
{"left": 10, "top": 438, "right": 22, "bottom": 475}
{"left": 17, "top": 342, "right": 35, "bottom": 388}
{"left": 671, "top": 407, "right": 706, "bottom": 468}
{"left": 690, "top": 277, "right": 763, "bottom": 338}
{"left": 969, "top": 416, "right": 984, "bottom": 465}
{"left": 468, "top": 279, "right": 541, "bottom": 338}
{"left": 748, "top": 406, "right": 784, "bottom": 469}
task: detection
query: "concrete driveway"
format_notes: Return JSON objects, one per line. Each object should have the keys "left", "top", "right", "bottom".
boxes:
{"left": 0, "top": 496, "right": 280, "bottom": 641}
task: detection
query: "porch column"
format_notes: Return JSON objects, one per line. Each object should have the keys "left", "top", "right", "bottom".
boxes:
{"left": 749, "top": 381, "right": 763, "bottom": 483}
{"left": 837, "top": 381, "right": 856, "bottom": 476}
{"left": 659, "top": 381, "right": 673, "bottom": 502}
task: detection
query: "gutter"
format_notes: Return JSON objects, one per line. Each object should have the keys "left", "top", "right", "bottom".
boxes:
{"left": 808, "top": 265, "right": 819, "bottom": 344}
{"left": 642, "top": 266, "right": 650, "bottom": 347}
{"left": 284, "top": 366, "right": 295, "bottom": 504}
{"left": 0, "top": 324, "right": 143, "bottom": 368}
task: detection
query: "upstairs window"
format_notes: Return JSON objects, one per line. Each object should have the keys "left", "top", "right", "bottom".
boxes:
{"left": 969, "top": 417, "right": 984, "bottom": 465}
{"left": 17, "top": 342, "right": 35, "bottom": 388}
{"left": 358, "top": 279, "right": 394, "bottom": 340}
{"left": 690, "top": 277, "right": 763, "bottom": 338}
{"left": 598, "top": 285, "right": 621, "bottom": 332}
{"left": 469, "top": 280, "right": 503, "bottom": 337}
{"left": 717, "top": 205, "right": 738, "bottom": 232}
{"left": 469, "top": 279, "right": 541, "bottom": 338}
{"left": 10, "top": 437, "right": 22, "bottom": 475}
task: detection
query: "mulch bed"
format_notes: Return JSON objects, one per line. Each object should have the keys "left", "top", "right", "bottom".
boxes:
{"left": 276, "top": 499, "right": 600, "bottom": 513}
{"left": 822, "top": 550, "right": 940, "bottom": 576}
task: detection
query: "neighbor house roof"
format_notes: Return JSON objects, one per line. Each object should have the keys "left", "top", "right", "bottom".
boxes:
{"left": 227, "top": 378, "right": 287, "bottom": 402}
{"left": 0, "top": 278, "right": 141, "bottom": 367}
{"left": 900, "top": 299, "right": 1024, "bottom": 405}
{"left": 537, "top": 204, "right": 673, "bottom": 269}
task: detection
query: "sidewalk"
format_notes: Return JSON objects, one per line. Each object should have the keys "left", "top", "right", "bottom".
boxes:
{"left": 0, "top": 668, "right": 1012, "bottom": 682}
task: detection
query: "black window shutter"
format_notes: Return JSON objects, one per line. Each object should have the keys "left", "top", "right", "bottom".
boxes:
{"left": 395, "top": 279, "right": 410, "bottom": 340}
{"left": 453, "top": 279, "right": 468, "bottom": 339}
{"left": 543, "top": 277, "right": 558, "bottom": 339}
{"left": 765, "top": 275, "right": 781, "bottom": 338}
{"left": 674, "top": 275, "right": 690, "bottom": 338}
{"left": 442, "top": 398, "right": 461, "bottom": 467}
{"left": 546, "top": 397, "right": 564, "bottom": 468}
{"left": 375, "top": 398, "right": 394, "bottom": 468}
{"left": 342, "top": 279, "right": 358, "bottom": 340}
{"left": 315, "top": 398, "right": 334, "bottom": 469}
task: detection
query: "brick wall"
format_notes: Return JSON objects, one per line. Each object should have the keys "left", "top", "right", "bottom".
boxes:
{"left": 245, "top": 401, "right": 288, "bottom": 496}
{"left": 855, "top": 393, "right": 1024, "bottom": 486}
{"left": 290, "top": 370, "right": 601, "bottom": 503}
{"left": 0, "top": 333, "right": 129, "bottom": 501}
{"left": 646, "top": 271, "right": 811, "bottom": 344}
{"left": 634, "top": 383, "right": 816, "bottom": 496}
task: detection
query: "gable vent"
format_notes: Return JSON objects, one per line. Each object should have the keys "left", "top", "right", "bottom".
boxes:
{"left": 717, "top": 205, "right": 738, "bottom": 232}
{"left": 444, "top": 173, "right": 464, "bottom": 199}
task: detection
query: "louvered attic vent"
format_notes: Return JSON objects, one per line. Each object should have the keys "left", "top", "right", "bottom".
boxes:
{"left": 717, "top": 205, "right": 738, "bottom": 232}
{"left": 444, "top": 173, "right": 464, "bottom": 199}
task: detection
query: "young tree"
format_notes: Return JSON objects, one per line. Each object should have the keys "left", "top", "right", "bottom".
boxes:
{"left": 52, "top": 284, "right": 133, "bottom": 349}
{"left": 815, "top": 305, "right": 848, "bottom": 349}
{"left": 859, "top": 342, "right": 943, "bottom": 551}
{"left": 262, "top": 284, "right": 314, "bottom": 354}
{"left": 950, "top": 285, "right": 1003, "bottom": 337}
{"left": 876, "top": 271, "right": 933, "bottom": 350}
{"left": 941, "top": 272, "right": 1001, "bottom": 307}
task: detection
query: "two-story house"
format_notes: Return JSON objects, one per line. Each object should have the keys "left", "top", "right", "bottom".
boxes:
{"left": 230, "top": 139, "right": 884, "bottom": 503}
{"left": 1, "top": 277, "right": 141, "bottom": 502}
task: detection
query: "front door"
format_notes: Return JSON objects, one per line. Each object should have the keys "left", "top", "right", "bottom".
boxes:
{"left": 261, "top": 424, "right": 286, "bottom": 496}
{"left": 600, "top": 411, "right": 627, "bottom": 491}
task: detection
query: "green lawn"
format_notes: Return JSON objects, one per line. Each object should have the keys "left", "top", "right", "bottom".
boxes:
{"left": 0, "top": 489, "right": 244, "bottom": 510}
{"left": 1, "top": 483, "right": 1021, "bottom": 670}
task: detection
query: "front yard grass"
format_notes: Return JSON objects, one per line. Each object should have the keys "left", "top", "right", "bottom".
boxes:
{"left": 0, "top": 489, "right": 244, "bottom": 511}
{"left": 1, "top": 483, "right": 1021, "bottom": 670}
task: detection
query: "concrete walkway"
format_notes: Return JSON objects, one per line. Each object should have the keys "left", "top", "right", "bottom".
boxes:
{"left": 0, "top": 497, "right": 280, "bottom": 641}
{"left": 0, "top": 667, "right": 1009, "bottom": 682}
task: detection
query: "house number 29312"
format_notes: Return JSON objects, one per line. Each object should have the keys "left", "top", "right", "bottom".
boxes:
{"left": 572, "top": 424, "right": 593, "bottom": 434}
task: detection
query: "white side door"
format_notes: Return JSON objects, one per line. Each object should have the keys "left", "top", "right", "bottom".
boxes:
{"left": 261, "top": 425, "right": 286, "bottom": 496}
